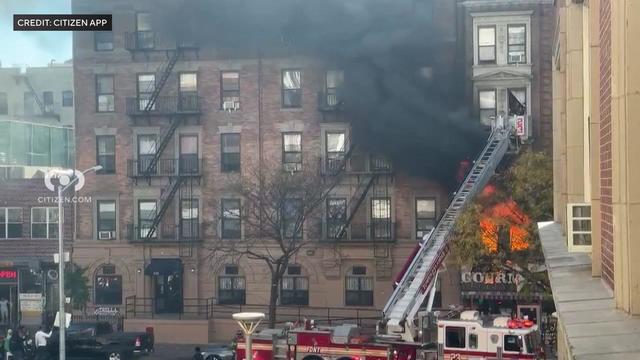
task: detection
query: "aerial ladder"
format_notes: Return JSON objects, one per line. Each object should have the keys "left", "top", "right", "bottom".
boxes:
{"left": 382, "top": 128, "right": 511, "bottom": 342}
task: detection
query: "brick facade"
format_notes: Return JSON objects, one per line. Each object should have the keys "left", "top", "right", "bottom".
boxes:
{"left": 71, "top": 0, "right": 460, "bottom": 328}
{"left": 599, "top": 0, "right": 614, "bottom": 289}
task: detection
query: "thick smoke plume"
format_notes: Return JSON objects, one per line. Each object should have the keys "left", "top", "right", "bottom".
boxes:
{"left": 159, "top": 0, "right": 486, "bottom": 186}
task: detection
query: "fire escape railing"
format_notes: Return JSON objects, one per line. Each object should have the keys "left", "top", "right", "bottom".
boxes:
{"left": 14, "top": 75, "right": 59, "bottom": 120}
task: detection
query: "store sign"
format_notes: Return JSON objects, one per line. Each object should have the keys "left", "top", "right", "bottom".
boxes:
{"left": 19, "top": 293, "right": 43, "bottom": 312}
{"left": 516, "top": 116, "right": 526, "bottom": 136}
{"left": 94, "top": 307, "right": 120, "bottom": 316}
{"left": 0, "top": 269, "right": 18, "bottom": 283}
{"left": 460, "top": 271, "right": 525, "bottom": 293}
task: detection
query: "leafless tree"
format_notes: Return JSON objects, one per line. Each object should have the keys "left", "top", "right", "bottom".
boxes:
{"left": 208, "top": 157, "right": 344, "bottom": 327}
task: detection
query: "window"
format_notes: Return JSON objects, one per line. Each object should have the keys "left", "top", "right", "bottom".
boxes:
{"left": 445, "top": 327, "right": 466, "bottom": 348}
{"left": 327, "top": 198, "right": 347, "bottom": 239}
{"left": 345, "top": 266, "right": 373, "bottom": 306}
{"left": 94, "top": 32, "right": 114, "bottom": 51}
{"left": 0, "top": 92, "right": 7, "bottom": 114}
{"left": 282, "top": 132, "right": 302, "bottom": 172}
{"left": 508, "top": 25, "right": 527, "bottom": 64}
{"left": 138, "top": 200, "right": 157, "bottom": 239}
{"left": 96, "top": 135, "right": 116, "bottom": 174}
{"left": 371, "top": 198, "right": 391, "bottom": 239}
{"left": 31, "top": 207, "right": 59, "bottom": 239}
{"left": 567, "top": 204, "right": 592, "bottom": 252}
{"left": 478, "top": 26, "right": 496, "bottom": 63}
{"left": 221, "top": 199, "right": 241, "bottom": 239}
{"left": 137, "top": 135, "right": 157, "bottom": 174}
{"left": 508, "top": 88, "right": 526, "bottom": 116}
{"left": 281, "top": 265, "right": 309, "bottom": 305}
{"left": 326, "top": 131, "right": 346, "bottom": 173}
{"left": 180, "top": 198, "right": 199, "bottom": 239}
{"left": 95, "top": 266, "right": 122, "bottom": 305}
{"left": 283, "top": 198, "right": 303, "bottom": 239}
{"left": 97, "top": 201, "right": 116, "bottom": 239}
{"left": 416, "top": 198, "right": 436, "bottom": 239}
{"left": 136, "top": 12, "right": 154, "bottom": 49}
{"left": 221, "top": 71, "right": 240, "bottom": 110}
{"left": 221, "top": 133, "right": 240, "bottom": 172}
{"left": 96, "top": 75, "right": 115, "bottom": 112}
{"left": 325, "top": 70, "right": 344, "bottom": 106}
{"left": 469, "top": 333, "right": 478, "bottom": 349}
{"left": 62, "top": 90, "right": 73, "bottom": 107}
{"left": 179, "top": 73, "right": 198, "bottom": 111}
{"left": 137, "top": 74, "right": 155, "bottom": 111}
{"left": 218, "top": 265, "right": 245, "bottom": 305}
{"left": 43, "top": 91, "right": 54, "bottom": 113}
{"left": 179, "top": 135, "right": 199, "bottom": 174}
{"left": 479, "top": 89, "right": 496, "bottom": 126}
{"left": 504, "top": 335, "right": 522, "bottom": 352}
{"left": 282, "top": 69, "right": 302, "bottom": 108}
{"left": 0, "top": 208, "right": 22, "bottom": 239}
{"left": 24, "top": 92, "right": 35, "bottom": 115}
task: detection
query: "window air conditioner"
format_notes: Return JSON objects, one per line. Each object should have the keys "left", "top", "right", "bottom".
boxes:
{"left": 509, "top": 54, "right": 525, "bottom": 64}
{"left": 223, "top": 101, "right": 239, "bottom": 111}
{"left": 98, "top": 231, "right": 115, "bottom": 240}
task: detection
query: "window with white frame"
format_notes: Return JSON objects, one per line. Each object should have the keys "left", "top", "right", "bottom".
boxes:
{"left": 507, "top": 24, "right": 527, "bottom": 64}
{"left": 282, "top": 132, "right": 302, "bottom": 172}
{"left": 0, "top": 208, "right": 22, "bottom": 239}
{"left": 31, "top": 207, "right": 59, "bottom": 239}
{"left": 478, "top": 89, "right": 496, "bottom": 126}
{"left": 281, "top": 265, "right": 309, "bottom": 306}
{"left": 218, "top": 265, "right": 245, "bottom": 305}
{"left": 345, "top": 266, "right": 373, "bottom": 306}
{"left": 567, "top": 204, "right": 591, "bottom": 252}
{"left": 477, "top": 26, "right": 496, "bottom": 64}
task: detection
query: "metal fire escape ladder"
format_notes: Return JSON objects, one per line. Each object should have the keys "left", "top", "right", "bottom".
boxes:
{"left": 145, "top": 177, "right": 185, "bottom": 241}
{"left": 144, "top": 116, "right": 182, "bottom": 175}
{"left": 144, "top": 49, "right": 182, "bottom": 112}
{"left": 15, "top": 75, "right": 47, "bottom": 115}
{"left": 336, "top": 174, "right": 377, "bottom": 239}
{"left": 382, "top": 129, "right": 511, "bottom": 342}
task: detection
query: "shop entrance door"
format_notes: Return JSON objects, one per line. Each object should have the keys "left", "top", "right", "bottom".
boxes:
{"left": 0, "top": 285, "right": 18, "bottom": 327}
{"left": 153, "top": 274, "right": 183, "bottom": 314}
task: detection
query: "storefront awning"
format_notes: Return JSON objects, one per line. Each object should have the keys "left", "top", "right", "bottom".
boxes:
{"left": 144, "top": 258, "right": 182, "bottom": 276}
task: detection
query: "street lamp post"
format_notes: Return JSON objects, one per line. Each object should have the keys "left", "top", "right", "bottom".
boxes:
{"left": 232, "top": 312, "right": 265, "bottom": 360}
{"left": 53, "top": 165, "right": 102, "bottom": 360}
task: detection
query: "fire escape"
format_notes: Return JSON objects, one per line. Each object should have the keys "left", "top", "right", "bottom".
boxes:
{"left": 318, "top": 89, "right": 393, "bottom": 251}
{"left": 13, "top": 74, "right": 59, "bottom": 120}
{"left": 124, "top": 30, "right": 201, "bottom": 257}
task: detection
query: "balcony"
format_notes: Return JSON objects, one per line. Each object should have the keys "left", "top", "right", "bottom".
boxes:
{"left": 127, "top": 158, "right": 203, "bottom": 178}
{"left": 126, "top": 222, "right": 203, "bottom": 243}
{"left": 323, "top": 155, "right": 392, "bottom": 176}
{"left": 124, "top": 32, "right": 199, "bottom": 52}
{"left": 126, "top": 95, "right": 202, "bottom": 117}
{"left": 317, "top": 90, "right": 343, "bottom": 112}
{"left": 321, "top": 220, "right": 396, "bottom": 242}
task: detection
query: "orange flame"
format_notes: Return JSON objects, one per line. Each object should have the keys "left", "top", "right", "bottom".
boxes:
{"left": 478, "top": 186, "right": 530, "bottom": 253}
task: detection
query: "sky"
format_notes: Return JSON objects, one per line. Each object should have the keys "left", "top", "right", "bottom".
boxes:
{"left": 0, "top": 0, "right": 72, "bottom": 67}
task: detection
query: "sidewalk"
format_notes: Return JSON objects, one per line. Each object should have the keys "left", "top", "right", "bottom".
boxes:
{"left": 148, "top": 343, "right": 201, "bottom": 360}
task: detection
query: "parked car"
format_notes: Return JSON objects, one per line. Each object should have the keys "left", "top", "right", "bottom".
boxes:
{"left": 200, "top": 343, "right": 235, "bottom": 360}
{"left": 47, "top": 321, "right": 154, "bottom": 359}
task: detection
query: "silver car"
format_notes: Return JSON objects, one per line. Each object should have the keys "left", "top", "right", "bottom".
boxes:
{"left": 201, "top": 343, "right": 235, "bottom": 360}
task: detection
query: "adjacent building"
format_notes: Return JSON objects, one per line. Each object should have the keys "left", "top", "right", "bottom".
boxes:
{"left": 542, "top": 0, "right": 640, "bottom": 358}
{"left": 71, "top": 0, "right": 464, "bottom": 343}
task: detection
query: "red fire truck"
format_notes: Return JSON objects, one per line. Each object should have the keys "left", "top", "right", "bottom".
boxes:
{"left": 235, "top": 130, "right": 541, "bottom": 360}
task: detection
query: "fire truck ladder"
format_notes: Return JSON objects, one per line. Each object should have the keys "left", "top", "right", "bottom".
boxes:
{"left": 382, "top": 129, "right": 510, "bottom": 341}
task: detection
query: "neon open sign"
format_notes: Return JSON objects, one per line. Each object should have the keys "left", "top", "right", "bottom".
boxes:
{"left": 0, "top": 270, "right": 17, "bottom": 280}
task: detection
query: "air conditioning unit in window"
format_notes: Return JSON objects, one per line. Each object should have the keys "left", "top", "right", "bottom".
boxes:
{"left": 222, "top": 101, "right": 239, "bottom": 111}
{"left": 509, "top": 54, "right": 526, "bottom": 64}
{"left": 98, "top": 231, "right": 115, "bottom": 240}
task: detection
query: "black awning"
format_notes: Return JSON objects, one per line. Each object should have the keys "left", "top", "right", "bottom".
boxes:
{"left": 144, "top": 258, "right": 182, "bottom": 276}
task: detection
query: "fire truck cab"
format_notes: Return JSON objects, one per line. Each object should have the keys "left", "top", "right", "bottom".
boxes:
{"left": 435, "top": 311, "right": 539, "bottom": 360}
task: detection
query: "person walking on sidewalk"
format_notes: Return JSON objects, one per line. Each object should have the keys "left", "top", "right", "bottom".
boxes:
{"left": 34, "top": 326, "right": 52, "bottom": 360}
{"left": 3, "top": 329, "right": 12, "bottom": 360}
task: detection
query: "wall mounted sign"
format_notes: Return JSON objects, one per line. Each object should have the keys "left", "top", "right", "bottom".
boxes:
{"left": 0, "top": 269, "right": 18, "bottom": 283}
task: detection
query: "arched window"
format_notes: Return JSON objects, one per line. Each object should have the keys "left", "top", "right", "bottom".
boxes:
{"left": 281, "top": 265, "right": 309, "bottom": 306}
{"left": 345, "top": 266, "right": 373, "bottom": 306}
{"left": 95, "top": 264, "right": 122, "bottom": 305}
{"left": 218, "top": 265, "right": 245, "bottom": 305}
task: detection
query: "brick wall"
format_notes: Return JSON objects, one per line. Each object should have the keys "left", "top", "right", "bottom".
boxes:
{"left": 599, "top": 0, "right": 614, "bottom": 289}
{"left": 0, "top": 179, "right": 74, "bottom": 261}
{"left": 537, "top": 4, "right": 555, "bottom": 152}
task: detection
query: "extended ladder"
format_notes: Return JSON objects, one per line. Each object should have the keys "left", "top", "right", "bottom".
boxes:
{"left": 382, "top": 128, "right": 511, "bottom": 341}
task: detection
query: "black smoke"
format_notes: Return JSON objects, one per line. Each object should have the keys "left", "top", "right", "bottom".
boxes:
{"left": 158, "top": 0, "right": 486, "bottom": 186}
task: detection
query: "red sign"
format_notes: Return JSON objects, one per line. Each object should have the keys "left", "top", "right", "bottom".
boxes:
{"left": 0, "top": 270, "right": 17, "bottom": 280}
{"left": 516, "top": 115, "right": 526, "bottom": 136}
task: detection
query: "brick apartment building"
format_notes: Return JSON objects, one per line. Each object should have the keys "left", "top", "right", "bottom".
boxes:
{"left": 541, "top": 0, "right": 640, "bottom": 358}
{"left": 71, "top": 0, "right": 466, "bottom": 343}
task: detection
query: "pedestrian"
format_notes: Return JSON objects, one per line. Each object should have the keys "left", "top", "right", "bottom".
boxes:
{"left": 192, "top": 347, "right": 204, "bottom": 360}
{"left": 9, "top": 327, "right": 24, "bottom": 360}
{"left": 3, "top": 329, "right": 12, "bottom": 360}
{"left": 34, "top": 326, "right": 52, "bottom": 360}
{"left": 0, "top": 299, "right": 8, "bottom": 325}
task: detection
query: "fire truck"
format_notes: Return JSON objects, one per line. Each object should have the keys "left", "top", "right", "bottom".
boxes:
{"left": 236, "top": 129, "right": 542, "bottom": 360}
